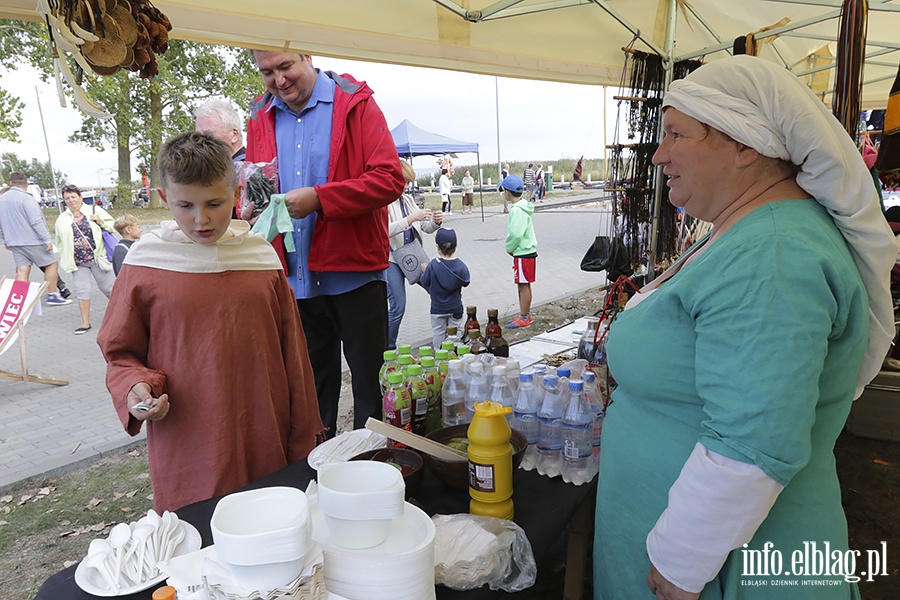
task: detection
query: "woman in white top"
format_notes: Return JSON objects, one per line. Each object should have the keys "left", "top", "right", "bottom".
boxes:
{"left": 386, "top": 160, "right": 443, "bottom": 349}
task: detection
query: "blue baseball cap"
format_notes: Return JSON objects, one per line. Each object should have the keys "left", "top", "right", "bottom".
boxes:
{"left": 435, "top": 227, "right": 457, "bottom": 246}
{"left": 500, "top": 174, "right": 524, "bottom": 193}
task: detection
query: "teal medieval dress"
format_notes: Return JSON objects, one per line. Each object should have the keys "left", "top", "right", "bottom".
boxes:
{"left": 594, "top": 200, "right": 865, "bottom": 599}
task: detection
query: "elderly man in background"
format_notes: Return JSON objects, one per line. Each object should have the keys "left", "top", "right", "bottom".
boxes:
{"left": 194, "top": 99, "right": 247, "bottom": 162}
{"left": 246, "top": 50, "right": 404, "bottom": 438}
{"left": 0, "top": 172, "right": 71, "bottom": 306}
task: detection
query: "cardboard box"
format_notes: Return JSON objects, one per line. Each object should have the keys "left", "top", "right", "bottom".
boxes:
{"left": 846, "top": 370, "right": 900, "bottom": 442}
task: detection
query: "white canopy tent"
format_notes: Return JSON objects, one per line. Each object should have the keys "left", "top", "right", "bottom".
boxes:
{"left": 1, "top": 0, "right": 897, "bottom": 108}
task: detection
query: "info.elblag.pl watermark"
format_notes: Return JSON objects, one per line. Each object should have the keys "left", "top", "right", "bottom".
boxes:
{"left": 741, "top": 541, "right": 889, "bottom": 586}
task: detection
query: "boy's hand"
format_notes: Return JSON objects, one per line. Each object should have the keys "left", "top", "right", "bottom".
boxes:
{"left": 127, "top": 382, "right": 170, "bottom": 421}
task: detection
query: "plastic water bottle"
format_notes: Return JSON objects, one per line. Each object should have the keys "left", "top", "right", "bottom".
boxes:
{"left": 488, "top": 365, "right": 515, "bottom": 424}
{"left": 582, "top": 371, "right": 604, "bottom": 476}
{"left": 561, "top": 380, "right": 595, "bottom": 485}
{"left": 464, "top": 362, "right": 489, "bottom": 424}
{"left": 511, "top": 373, "right": 540, "bottom": 471}
{"left": 536, "top": 374, "right": 565, "bottom": 478}
{"left": 557, "top": 367, "right": 571, "bottom": 388}
{"left": 505, "top": 359, "right": 521, "bottom": 395}
{"left": 441, "top": 359, "right": 467, "bottom": 427}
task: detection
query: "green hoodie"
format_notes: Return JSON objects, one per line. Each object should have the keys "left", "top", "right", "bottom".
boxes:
{"left": 505, "top": 197, "right": 537, "bottom": 256}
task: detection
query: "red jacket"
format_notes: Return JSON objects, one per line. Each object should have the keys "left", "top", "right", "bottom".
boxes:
{"left": 246, "top": 72, "right": 404, "bottom": 272}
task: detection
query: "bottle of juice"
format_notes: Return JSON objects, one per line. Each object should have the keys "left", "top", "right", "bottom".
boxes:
{"left": 397, "top": 354, "right": 414, "bottom": 380}
{"left": 468, "top": 401, "right": 514, "bottom": 520}
{"left": 483, "top": 309, "right": 510, "bottom": 357}
{"left": 406, "top": 364, "right": 429, "bottom": 436}
{"left": 383, "top": 371, "right": 411, "bottom": 433}
{"left": 440, "top": 340, "right": 458, "bottom": 360}
{"left": 397, "top": 344, "right": 415, "bottom": 364}
{"left": 420, "top": 356, "right": 443, "bottom": 433}
{"left": 379, "top": 349, "right": 398, "bottom": 394}
{"left": 418, "top": 346, "right": 434, "bottom": 361}
{"left": 434, "top": 349, "right": 450, "bottom": 382}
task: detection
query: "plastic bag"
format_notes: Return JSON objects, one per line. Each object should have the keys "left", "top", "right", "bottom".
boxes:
{"left": 235, "top": 158, "right": 279, "bottom": 222}
{"left": 432, "top": 513, "right": 536, "bottom": 592}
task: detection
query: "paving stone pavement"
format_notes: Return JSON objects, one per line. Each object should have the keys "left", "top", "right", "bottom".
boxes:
{"left": 0, "top": 193, "right": 612, "bottom": 491}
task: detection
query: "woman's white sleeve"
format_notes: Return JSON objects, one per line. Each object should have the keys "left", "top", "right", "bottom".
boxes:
{"left": 646, "top": 442, "right": 783, "bottom": 593}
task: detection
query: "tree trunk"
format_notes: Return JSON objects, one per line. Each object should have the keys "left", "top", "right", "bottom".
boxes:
{"left": 115, "top": 75, "right": 132, "bottom": 208}
{"left": 148, "top": 78, "right": 163, "bottom": 208}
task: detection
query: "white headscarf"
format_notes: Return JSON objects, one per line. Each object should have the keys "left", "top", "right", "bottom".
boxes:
{"left": 663, "top": 55, "right": 897, "bottom": 398}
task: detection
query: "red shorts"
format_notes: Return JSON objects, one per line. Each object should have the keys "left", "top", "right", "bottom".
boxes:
{"left": 513, "top": 256, "right": 536, "bottom": 283}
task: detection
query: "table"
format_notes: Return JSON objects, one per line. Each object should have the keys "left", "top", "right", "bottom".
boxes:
{"left": 35, "top": 458, "right": 595, "bottom": 600}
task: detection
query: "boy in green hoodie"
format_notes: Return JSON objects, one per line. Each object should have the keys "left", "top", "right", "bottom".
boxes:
{"left": 501, "top": 175, "right": 537, "bottom": 328}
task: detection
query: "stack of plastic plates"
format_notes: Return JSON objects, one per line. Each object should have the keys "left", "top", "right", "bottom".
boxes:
{"left": 309, "top": 498, "right": 436, "bottom": 600}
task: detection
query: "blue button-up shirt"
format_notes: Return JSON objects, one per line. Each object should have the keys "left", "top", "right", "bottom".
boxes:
{"left": 270, "top": 69, "right": 384, "bottom": 299}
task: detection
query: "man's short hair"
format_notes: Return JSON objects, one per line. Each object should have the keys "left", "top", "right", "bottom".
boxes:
{"left": 158, "top": 131, "right": 236, "bottom": 190}
{"left": 61, "top": 184, "right": 82, "bottom": 196}
{"left": 194, "top": 99, "right": 243, "bottom": 135}
{"left": 114, "top": 214, "right": 141, "bottom": 235}
{"left": 9, "top": 172, "right": 27, "bottom": 185}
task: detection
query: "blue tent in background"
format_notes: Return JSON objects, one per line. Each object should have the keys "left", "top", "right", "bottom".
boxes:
{"left": 391, "top": 119, "right": 479, "bottom": 156}
{"left": 390, "top": 119, "right": 485, "bottom": 219}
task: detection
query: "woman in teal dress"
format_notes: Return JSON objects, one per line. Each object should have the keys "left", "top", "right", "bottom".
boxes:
{"left": 594, "top": 56, "right": 897, "bottom": 600}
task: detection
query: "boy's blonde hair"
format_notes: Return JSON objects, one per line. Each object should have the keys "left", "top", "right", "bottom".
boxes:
{"left": 114, "top": 214, "right": 140, "bottom": 236}
{"left": 158, "top": 131, "right": 235, "bottom": 190}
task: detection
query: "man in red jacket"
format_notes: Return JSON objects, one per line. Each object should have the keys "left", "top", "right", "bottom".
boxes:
{"left": 246, "top": 50, "right": 404, "bottom": 437}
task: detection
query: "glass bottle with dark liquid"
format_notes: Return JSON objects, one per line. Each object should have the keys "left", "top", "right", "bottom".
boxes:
{"left": 461, "top": 306, "right": 479, "bottom": 343}
{"left": 484, "top": 308, "right": 510, "bottom": 357}
{"left": 467, "top": 328, "right": 488, "bottom": 354}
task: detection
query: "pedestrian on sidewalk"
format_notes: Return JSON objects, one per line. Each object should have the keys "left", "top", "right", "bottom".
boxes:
{"left": 55, "top": 185, "right": 116, "bottom": 334}
{"left": 98, "top": 132, "right": 323, "bottom": 513}
{"left": 439, "top": 168, "right": 453, "bottom": 214}
{"left": 502, "top": 175, "right": 536, "bottom": 329}
{"left": 0, "top": 172, "right": 71, "bottom": 306}
{"left": 462, "top": 170, "right": 475, "bottom": 214}
{"left": 421, "top": 227, "right": 470, "bottom": 349}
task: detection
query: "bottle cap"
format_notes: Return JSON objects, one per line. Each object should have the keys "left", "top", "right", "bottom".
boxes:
{"left": 457, "top": 346, "right": 471, "bottom": 356}
{"left": 418, "top": 346, "right": 434, "bottom": 357}
{"left": 398, "top": 355, "right": 413, "bottom": 365}
{"left": 448, "top": 359, "right": 463, "bottom": 371}
{"left": 467, "top": 305, "right": 477, "bottom": 314}
{"left": 435, "top": 349, "right": 449, "bottom": 360}
{"left": 519, "top": 372, "right": 533, "bottom": 382}
{"left": 152, "top": 586, "right": 177, "bottom": 600}
{"left": 557, "top": 368, "right": 571, "bottom": 378}
{"left": 420, "top": 356, "right": 435, "bottom": 367}
{"left": 407, "top": 364, "right": 423, "bottom": 375}
{"left": 582, "top": 371, "right": 596, "bottom": 382}
{"left": 543, "top": 375, "right": 558, "bottom": 387}
{"left": 474, "top": 400, "right": 513, "bottom": 417}
{"left": 568, "top": 380, "right": 584, "bottom": 392}
{"left": 441, "top": 340, "right": 455, "bottom": 351}
{"left": 398, "top": 344, "right": 412, "bottom": 355}
{"left": 487, "top": 308, "right": 499, "bottom": 317}
{"left": 383, "top": 350, "right": 397, "bottom": 361}
{"left": 446, "top": 326, "right": 458, "bottom": 335}
{"left": 492, "top": 365, "right": 506, "bottom": 376}
{"left": 387, "top": 372, "right": 404, "bottom": 384}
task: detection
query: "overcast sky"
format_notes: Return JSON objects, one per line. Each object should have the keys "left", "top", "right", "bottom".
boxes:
{"left": 0, "top": 56, "right": 619, "bottom": 190}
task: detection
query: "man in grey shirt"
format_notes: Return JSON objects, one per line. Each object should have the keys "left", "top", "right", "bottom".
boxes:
{"left": 0, "top": 172, "right": 71, "bottom": 306}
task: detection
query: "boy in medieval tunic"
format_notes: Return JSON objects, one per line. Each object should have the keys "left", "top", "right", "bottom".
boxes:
{"left": 98, "top": 131, "right": 323, "bottom": 512}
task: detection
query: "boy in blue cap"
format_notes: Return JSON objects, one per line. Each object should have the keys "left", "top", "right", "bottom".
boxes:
{"left": 421, "top": 227, "right": 470, "bottom": 348}
{"left": 501, "top": 175, "right": 536, "bottom": 328}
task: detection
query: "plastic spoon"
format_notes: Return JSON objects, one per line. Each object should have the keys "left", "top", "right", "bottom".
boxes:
{"left": 130, "top": 522, "right": 155, "bottom": 583}
{"left": 84, "top": 540, "right": 119, "bottom": 592}
{"left": 108, "top": 523, "right": 131, "bottom": 588}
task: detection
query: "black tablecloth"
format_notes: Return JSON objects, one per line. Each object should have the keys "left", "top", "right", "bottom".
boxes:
{"left": 35, "top": 458, "right": 595, "bottom": 600}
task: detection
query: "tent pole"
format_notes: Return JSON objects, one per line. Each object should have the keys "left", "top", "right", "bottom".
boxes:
{"left": 478, "top": 152, "right": 484, "bottom": 222}
{"left": 647, "top": 0, "right": 677, "bottom": 283}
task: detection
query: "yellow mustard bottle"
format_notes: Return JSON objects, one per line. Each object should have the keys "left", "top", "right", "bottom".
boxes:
{"left": 468, "top": 400, "right": 514, "bottom": 519}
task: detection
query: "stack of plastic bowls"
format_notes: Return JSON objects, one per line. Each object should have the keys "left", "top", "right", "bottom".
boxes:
{"left": 316, "top": 461, "right": 405, "bottom": 549}
{"left": 313, "top": 461, "right": 436, "bottom": 600}
{"left": 210, "top": 487, "right": 313, "bottom": 593}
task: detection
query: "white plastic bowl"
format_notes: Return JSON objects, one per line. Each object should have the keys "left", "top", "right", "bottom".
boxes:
{"left": 210, "top": 487, "right": 312, "bottom": 591}
{"left": 316, "top": 461, "right": 406, "bottom": 549}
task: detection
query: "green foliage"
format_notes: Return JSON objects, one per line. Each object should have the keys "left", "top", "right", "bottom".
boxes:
{"left": 0, "top": 88, "right": 25, "bottom": 142}
{"left": 0, "top": 152, "right": 67, "bottom": 188}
